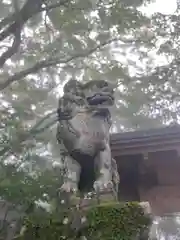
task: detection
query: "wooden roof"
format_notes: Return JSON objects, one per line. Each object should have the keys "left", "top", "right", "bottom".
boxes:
{"left": 110, "top": 125, "right": 180, "bottom": 157}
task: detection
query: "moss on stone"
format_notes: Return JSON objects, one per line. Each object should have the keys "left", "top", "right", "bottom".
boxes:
{"left": 82, "top": 201, "right": 152, "bottom": 240}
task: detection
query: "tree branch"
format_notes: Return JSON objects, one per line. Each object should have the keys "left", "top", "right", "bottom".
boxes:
{"left": 0, "top": 111, "right": 57, "bottom": 159}
{"left": 0, "top": 27, "right": 21, "bottom": 67}
{"left": 0, "top": 38, "right": 120, "bottom": 90}
{"left": 0, "top": 0, "right": 70, "bottom": 66}
{"left": 0, "top": 0, "right": 68, "bottom": 38}
{"left": 0, "top": 0, "right": 21, "bottom": 67}
{"left": 0, "top": 0, "right": 43, "bottom": 68}
{"left": 0, "top": 0, "right": 43, "bottom": 42}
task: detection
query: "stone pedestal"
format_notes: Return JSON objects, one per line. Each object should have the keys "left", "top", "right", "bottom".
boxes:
{"left": 138, "top": 202, "right": 157, "bottom": 240}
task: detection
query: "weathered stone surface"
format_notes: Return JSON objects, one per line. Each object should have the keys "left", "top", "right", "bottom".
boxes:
{"left": 56, "top": 79, "right": 120, "bottom": 198}
{"left": 138, "top": 202, "right": 158, "bottom": 240}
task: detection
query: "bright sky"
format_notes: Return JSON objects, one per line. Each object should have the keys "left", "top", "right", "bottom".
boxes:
{"left": 140, "top": 0, "right": 177, "bottom": 15}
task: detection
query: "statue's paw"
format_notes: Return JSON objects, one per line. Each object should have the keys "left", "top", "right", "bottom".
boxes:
{"left": 60, "top": 181, "right": 76, "bottom": 193}
{"left": 94, "top": 180, "right": 113, "bottom": 193}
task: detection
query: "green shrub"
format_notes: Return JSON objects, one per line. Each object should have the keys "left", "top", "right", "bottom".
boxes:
{"left": 17, "top": 202, "right": 151, "bottom": 240}
{"left": 17, "top": 210, "right": 76, "bottom": 240}
{"left": 83, "top": 201, "right": 152, "bottom": 240}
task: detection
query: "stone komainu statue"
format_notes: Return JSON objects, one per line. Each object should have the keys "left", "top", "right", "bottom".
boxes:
{"left": 56, "top": 79, "right": 120, "bottom": 199}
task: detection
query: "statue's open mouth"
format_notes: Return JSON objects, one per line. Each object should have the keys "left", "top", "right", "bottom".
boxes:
{"left": 86, "top": 93, "right": 114, "bottom": 106}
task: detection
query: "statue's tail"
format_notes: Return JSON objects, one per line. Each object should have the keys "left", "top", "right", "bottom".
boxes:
{"left": 77, "top": 155, "right": 96, "bottom": 193}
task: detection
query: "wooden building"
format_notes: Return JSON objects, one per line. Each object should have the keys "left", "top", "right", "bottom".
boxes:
{"left": 110, "top": 125, "right": 180, "bottom": 216}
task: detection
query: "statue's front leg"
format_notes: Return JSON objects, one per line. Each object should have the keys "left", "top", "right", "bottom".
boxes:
{"left": 60, "top": 154, "right": 80, "bottom": 194}
{"left": 56, "top": 123, "right": 80, "bottom": 194}
{"left": 94, "top": 144, "right": 114, "bottom": 196}
{"left": 111, "top": 158, "right": 120, "bottom": 201}
{"left": 93, "top": 144, "right": 120, "bottom": 201}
